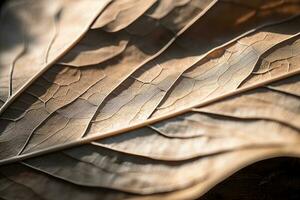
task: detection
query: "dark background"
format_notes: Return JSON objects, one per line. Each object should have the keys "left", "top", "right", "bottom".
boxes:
{"left": 200, "top": 157, "right": 300, "bottom": 200}
{"left": 0, "top": 0, "right": 5, "bottom": 9}
{"left": 0, "top": 0, "right": 6, "bottom": 16}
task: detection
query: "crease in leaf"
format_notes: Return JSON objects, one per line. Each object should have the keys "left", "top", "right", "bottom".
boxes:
{"left": 1, "top": 0, "right": 300, "bottom": 199}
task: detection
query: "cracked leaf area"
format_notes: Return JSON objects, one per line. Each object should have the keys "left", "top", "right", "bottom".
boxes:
{"left": 1, "top": 0, "right": 300, "bottom": 199}
{"left": 4, "top": 0, "right": 212, "bottom": 154}
{"left": 0, "top": 0, "right": 110, "bottom": 105}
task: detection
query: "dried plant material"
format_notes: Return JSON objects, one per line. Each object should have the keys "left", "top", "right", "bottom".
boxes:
{"left": 59, "top": 30, "right": 129, "bottom": 67}
{"left": 91, "top": 0, "right": 157, "bottom": 32}
{"left": 0, "top": 0, "right": 300, "bottom": 199}
{"left": 0, "top": 0, "right": 216, "bottom": 159}
{"left": 0, "top": 0, "right": 111, "bottom": 107}
{"left": 147, "top": 0, "right": 191, "bottom": 19}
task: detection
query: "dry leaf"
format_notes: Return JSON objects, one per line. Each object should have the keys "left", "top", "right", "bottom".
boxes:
{"left": 0, "top": 0, "right": 300, "bottom": 199}
{"left": 0, "top": 0, "right": 111, "bottom": 107}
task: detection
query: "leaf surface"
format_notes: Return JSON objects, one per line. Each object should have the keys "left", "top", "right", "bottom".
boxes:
{"left": 0, "top": 0, "right": 111, "bottom": 108}
{"left": 1, "top": 1, "right": 300, "bottom": 199}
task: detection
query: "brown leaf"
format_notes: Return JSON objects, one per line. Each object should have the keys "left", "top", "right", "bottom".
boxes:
{"left": 0, "top": 0, "right": 300, "bottom": 199}
{"left": 0, "top": 0, "right": 216, "bottom": 159}
{"left": 0, "top": 0, "right": 111, "bottom": 107}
